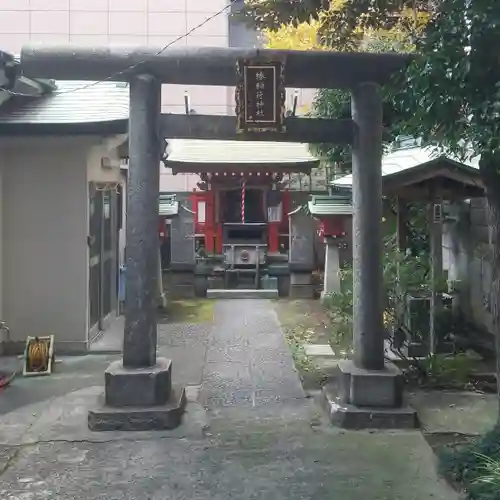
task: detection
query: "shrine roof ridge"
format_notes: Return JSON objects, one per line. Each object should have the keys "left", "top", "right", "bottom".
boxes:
{"left": 333, "top": 145, "right": 481, "bottom": 188}
{"left": 308, "top": 194, "right": 353, "bottom": 217}
{"left": 20, "top": 44, "right": 411, "bottom": 89}
{"left": 164, "top": 139, "right": 317, "bottom": 168}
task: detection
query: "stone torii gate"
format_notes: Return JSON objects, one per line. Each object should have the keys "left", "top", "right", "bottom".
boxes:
{"left": 20, "top": 45, "right": 416, "bottom": 430}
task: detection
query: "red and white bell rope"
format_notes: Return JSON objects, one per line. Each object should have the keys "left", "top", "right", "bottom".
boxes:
{"left": 241, "top": 178, "right": 246, "bottom": 223}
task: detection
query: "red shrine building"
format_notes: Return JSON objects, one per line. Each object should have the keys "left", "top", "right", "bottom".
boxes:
{"left": 159, "top": 139, "right": 320, "bottom": 298}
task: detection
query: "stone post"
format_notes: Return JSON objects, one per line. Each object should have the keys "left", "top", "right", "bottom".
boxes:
{"left": 447, "top": 201, "right": 472, "bottom": 317}
{"left": 321, "top": 237, "right": 341, "bottom": 299}
{"left": 428, "top": 195, "right": 444, "bottom": 355}
{"left": 123, "top": 73, "right": 161, "bottom": 368}
{"left": 351, "top": 82, "right": 385, "bottom": 371}
{"left": 88, "top": 74, "right": 186, "bottom": 432}
{"left": 323, "top": 82, "right": 417, "bottom": 429}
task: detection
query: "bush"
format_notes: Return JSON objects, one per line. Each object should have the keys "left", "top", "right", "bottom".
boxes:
{"left": 440, "top": 427, "right": 500, "bottom": 500}
{"left": 322, "top": 236, "right": 431, "bottom": 349}
{"left": 322, "top": 266, "right": 354, "bottom": 348}
{"left": 423, "top": 352, "right": 474, "bottom": 387}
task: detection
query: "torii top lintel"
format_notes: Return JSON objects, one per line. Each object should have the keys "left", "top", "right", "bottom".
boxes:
{"left": 20, "top": 44, "right": 410, "bottom": 90}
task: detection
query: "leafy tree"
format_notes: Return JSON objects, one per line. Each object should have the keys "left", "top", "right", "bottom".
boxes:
{"left": 241, "top": 0, "right": 434, "bottom": 50}
{"left": 263, "top": 18, "right": 326, "bottom": 50}
{"left": 264, "top": 12, "right": 417, "bottom": 175}
{"left": 253, "top": 0, "right": 500, "bottom": 425}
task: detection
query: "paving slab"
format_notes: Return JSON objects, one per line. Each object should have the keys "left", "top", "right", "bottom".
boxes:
{"left": 199, "top": 300, "right": 305, "bottom": 408}
{"left": 409, "top": 390, "right": 497, "bottom": 435}
{"left": 0, "top": 355, "right": 120, "bottom": 417}
{"left": 304, "top": 344, "right": 335, "bottom": 357}
{"left": 0, "top": 412, "right": 458, "bottom": 500}
{"left": 0, "top": 386, "right": 208, "bottom": 447}
{"left": 207, "top": 289, "right": 278, "bottom": 299}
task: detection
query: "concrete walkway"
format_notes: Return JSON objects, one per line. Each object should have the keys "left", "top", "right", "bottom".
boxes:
{"left": 200, "top": 300, "right": 305, "bottom": 408}
{"left": 0, "top": 299, "right": 458, "bottom": 500}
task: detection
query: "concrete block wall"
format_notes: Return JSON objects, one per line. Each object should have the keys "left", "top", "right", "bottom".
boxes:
{"left": 462, "top": 198, "right": 494, "bottom": 332}
{"left": 446, "top": 197, "right": 496, "bottom": 337}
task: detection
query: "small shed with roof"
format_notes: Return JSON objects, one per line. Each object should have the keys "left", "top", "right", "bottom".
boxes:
{"left": 0, "top": 51, "right": 130, "bottom": 355}
{"left": 332, "top": 140, "right": 484, "bottom": 355}
{"left": 333, "top": 139, "right": 482, "bottom": 201}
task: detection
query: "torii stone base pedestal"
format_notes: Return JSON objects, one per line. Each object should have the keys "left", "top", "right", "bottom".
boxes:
{"left": 88, "top": 358, "right": 186, "bottom": 432}
{"left": 321, "top": 360, "right": 418, "bottom": 429}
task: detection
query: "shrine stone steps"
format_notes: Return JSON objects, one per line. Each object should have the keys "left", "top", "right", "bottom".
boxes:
{"left": 207, "top": 289, "right": 278, "bottom": 299}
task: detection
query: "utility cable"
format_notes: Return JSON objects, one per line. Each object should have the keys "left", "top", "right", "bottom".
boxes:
{"left": 1, "top": 0, "right": 239, "bottom": 97}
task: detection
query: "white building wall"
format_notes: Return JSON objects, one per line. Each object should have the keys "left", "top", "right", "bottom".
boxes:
{"left": 1, "top": 137, "right": 90, "bottom": 353}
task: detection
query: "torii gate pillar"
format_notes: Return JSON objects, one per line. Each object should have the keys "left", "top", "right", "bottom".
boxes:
{"left": 323, "top": 83, "right": 417, "bottom": 429}
{"left": 88, "top": 74, "right": 186, "bottom": 431}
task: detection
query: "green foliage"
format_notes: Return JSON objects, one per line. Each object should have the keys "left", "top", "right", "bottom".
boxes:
{"left": 309, "top": 88, "right": 350, "bottom": 169}
{"left": 286, "top": 332, "right": 316, "bottom": 373}
{"left": 393, "top": 0, "right": 500, "bottom": 160}
{"left": 259, "top": 2, "right": 423, "bottom": 173}
{"left": 440, "top": 428, "right": 500, "bottom": 500}
{"left": 250, "top": 0, "right": 500, "bottom": 168}
{"left": 322, "top": 266, "right": 354, "bottom": 347}
{"left": 240, "top": 0, "right": 435, "bottom": 50}
{"left": 473, "top": 453, "right": 500, "bottom": 488}
{"left": 309, "top": 34, "right": 412, "bottom": 170}
{"left": 246, "top": 0, "right": 500, "bottom": 164}
{"left": 237, "top": 0, "right": 328, "bottom": 32}
{"left": 323, "top": 235, "right": 431, "bottom": 348}
{"left": 422, "top": 353, "right": 473, "bottom": 387}
{"left": 383, "top": 236, "right": 430, "bottom": 297}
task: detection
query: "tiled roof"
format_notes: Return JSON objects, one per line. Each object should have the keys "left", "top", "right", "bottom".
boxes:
{"left": 159, "top": 194, "right": 179, "bottom": 217}
{"left": 308, "top": 194, "right": 353, "bottom": 216}
{"left": 0, "top": 80, "right": 129, "bottom": 125}
{"left": 333, "top": 145, "right": 480, "bottom": 187}
{"left": 165, "top": 139, "right": 318, "bottom": 165}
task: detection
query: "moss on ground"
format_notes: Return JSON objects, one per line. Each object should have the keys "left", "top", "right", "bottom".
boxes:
{"left": 163, "top": 299, "right": 215, "bottom": 324}
{"left": 274, "top": 299, "right": 333, "bottom": 390}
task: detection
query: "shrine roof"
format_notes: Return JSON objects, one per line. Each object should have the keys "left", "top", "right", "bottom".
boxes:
{"left": 165, "top": 139, "right": 319, "bottom": 173}
{"left": 159, "top": 194, "right": 179, "bottom": 217}
{"left": 308, "top": 194, "right": 353, "bottom": 217}
{"left": 0, "top": 69, "right": 129, "bottom": 135}
{"left": 331, "top": 144, "right": 482, "bottom": 196}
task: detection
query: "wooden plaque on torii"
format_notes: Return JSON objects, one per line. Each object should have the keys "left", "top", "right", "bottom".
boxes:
{"left": 235, "top": 56, "right": 286, "bottom": 134}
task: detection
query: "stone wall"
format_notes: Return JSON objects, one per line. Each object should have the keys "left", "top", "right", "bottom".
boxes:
{"left": 288, "top": 191, "right": 326, "bottom": 269}
{"left": 169, "top": 192, "right": 196, "bottom": 269}
{"left": 434, "top": 197, "right": 498, "bottom": 358}
{"left": 454, "top": 197, "right": 494, "bottom": 334}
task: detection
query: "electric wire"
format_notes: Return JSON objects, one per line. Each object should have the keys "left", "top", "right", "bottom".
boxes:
{"left": 1, "top": 0, "right": 239, "bottom": 98}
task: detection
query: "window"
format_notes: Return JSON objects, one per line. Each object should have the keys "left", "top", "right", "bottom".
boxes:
{"left": 198, "top": 200, "right": 206, "bottom": 224}
{"left": 268, "top": 203, "right": 282, "bottom": 222}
